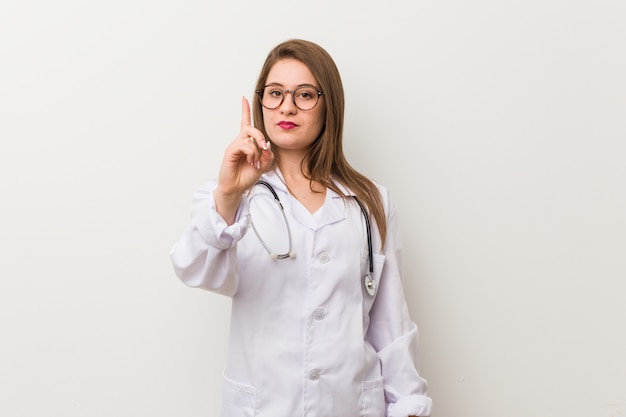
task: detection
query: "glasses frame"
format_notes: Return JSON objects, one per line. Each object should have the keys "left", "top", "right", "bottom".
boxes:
{"left": 255, "top": 84, "right": 324, "bottom": 111}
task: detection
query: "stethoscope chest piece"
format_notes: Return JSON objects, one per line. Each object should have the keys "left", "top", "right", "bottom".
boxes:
{"left": 364, "top": 274, "right": 376, "bottom": 297}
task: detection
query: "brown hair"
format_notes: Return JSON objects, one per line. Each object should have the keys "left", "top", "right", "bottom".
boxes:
{"left": 253, "top": 39, "right": 387, "bottom": 249}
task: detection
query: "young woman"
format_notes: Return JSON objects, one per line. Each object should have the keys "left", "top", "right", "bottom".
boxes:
{"left": 170, "top": 39, "right": 432, "bottom": 417}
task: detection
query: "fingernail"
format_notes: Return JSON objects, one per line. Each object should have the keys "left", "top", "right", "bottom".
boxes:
{"left": 262, "top": 140, "right": 269, "bottom": 150}
{"left": 256, "top": 161, "right": 261, "bottom": 170}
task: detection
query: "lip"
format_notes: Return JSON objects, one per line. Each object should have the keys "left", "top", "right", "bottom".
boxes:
{"left": 277, "top": 121, "right": 297, "bottom": 130}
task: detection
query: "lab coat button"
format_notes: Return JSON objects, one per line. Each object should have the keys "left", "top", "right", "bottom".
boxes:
{"left": 309, "top": 370, "right": 320, "bottom": 381}
{"left": 313, "top": 309, "right": 325, "bottom": 320}
{"left": 319, "top": 253, "right": 329, "bottom": 263}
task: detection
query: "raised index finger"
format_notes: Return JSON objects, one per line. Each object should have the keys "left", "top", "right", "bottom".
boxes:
{"left": 241, "top": 96, "right": 252, "bottom": 128}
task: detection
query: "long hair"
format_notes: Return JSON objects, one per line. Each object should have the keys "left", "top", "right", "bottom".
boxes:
{"left": 253, "top": 39, "right": 387, "bottom": 249}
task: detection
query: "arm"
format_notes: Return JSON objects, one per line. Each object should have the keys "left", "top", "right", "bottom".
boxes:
{"left": 169, "top": 182, "right": 249, "bottom": 296}
{"left": 366, "top": 190, "right": 433, "bottom": 417}
{"left": 170, "top": 97, "right": 274, "bottom": 295}
{"left": 215, "top": 96, "right": 273, "bottom": 224}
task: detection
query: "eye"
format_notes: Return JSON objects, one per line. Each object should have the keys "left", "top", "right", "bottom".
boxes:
{"left": 268, "top": 89, "right": 284, "bottom": 98}
{"left": 296, "top": 88, "right": 317, "bottom": 100}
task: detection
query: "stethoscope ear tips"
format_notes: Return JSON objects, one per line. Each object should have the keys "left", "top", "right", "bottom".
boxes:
{"left": 271, "top": 253, "right": 279, "bottom": 260}
{"left": 289, "top": 252, "right": 297, "bottom": 258}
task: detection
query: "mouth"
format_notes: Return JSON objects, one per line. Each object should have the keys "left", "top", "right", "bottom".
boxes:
{"left": 277, "top": 121, "right": 297, "bottom": 130}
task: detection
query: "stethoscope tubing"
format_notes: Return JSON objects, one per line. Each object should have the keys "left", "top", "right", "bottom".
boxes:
{"left": 351, "top": 196, "right": 374, "bottom": 277}
{"left": 251, "top": 180, "right": 374, "bottom": 280}
{"left": 252, "top": 180, "right": 294, "bottom": 259}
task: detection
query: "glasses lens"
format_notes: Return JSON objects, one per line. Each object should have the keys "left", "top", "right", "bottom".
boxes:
{"left": 293, "top": 87, "right": 320, "bottom": 110}
{"left": 261, "top": 86, "right": 284, "bottom": 109}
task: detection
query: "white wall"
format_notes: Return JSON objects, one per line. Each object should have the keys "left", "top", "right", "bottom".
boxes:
{"left": 1, "top": 0, "right": 624, "bottom": 416}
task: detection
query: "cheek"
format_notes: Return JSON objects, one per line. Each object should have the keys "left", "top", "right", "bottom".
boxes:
{"left": 316, "top": 101, "right": 327, "bottom": 125}
{"left": 261, "top": 108, "right": 269, "bottom": 122}
{"left": 314, "top": 119, "right": 325, "bottom": 136}
{"left": 312, "top": 110, "right": 326, "bottom": 135}
{"left": 261, "top": 109, "right": 273, "bottom": 131}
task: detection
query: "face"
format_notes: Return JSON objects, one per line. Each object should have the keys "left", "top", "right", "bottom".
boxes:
{"left": 261, "top": 59, "right": 325, "bottom": 154}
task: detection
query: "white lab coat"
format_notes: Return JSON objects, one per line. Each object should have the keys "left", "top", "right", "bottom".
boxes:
{"left": 170, "top": 170, "right": 432, "bottom": 417}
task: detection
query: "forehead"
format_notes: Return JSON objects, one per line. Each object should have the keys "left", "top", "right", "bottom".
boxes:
{"left": 266, "top": 59, "right": 318, "bottom": 86}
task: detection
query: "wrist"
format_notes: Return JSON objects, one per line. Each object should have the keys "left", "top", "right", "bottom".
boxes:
{"left": 213, "top": 187, "right": 243, "bottom": 225}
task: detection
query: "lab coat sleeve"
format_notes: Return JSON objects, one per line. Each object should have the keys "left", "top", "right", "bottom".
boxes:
{"left": 366, "top": 189, "right": 433, "bottom": 417}
{"left": 169, "top": 181, "right": 250, "bottom": 297}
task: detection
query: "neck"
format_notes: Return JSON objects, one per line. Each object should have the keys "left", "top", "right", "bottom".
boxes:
{"left": 275, "top": 158, "right": 325, "bottom": 199}
{"left": 276, "top": 153, "right": 308, "bottom": 182}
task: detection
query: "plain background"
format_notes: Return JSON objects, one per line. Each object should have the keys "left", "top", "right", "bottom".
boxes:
{"left": 1, "top": 0, "right": 625, "bottom": 416}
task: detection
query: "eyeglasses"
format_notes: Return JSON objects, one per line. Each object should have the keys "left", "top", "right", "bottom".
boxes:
{"left": 256, "top": 84, "right": 323, "bottom": 111}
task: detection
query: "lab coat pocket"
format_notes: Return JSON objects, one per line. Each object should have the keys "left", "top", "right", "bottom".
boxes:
{"left": 221, "top": 372, "right": 258, "bottom": 417}
{"left": 361, "top": 377, "right": 385, "bottom": 417}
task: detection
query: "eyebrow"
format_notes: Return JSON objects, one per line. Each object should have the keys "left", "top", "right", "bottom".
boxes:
{"left": 265, "top": 82, "right": 320, "bottom": 90}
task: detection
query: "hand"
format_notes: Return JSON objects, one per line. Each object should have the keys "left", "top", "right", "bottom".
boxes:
{"left": 214, "top": 97, "right": 274, "bottom": 223}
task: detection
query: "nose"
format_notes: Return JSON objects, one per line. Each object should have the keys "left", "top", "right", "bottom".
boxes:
{"left": 279, "top": 90, "right": 297, "bottom": 114}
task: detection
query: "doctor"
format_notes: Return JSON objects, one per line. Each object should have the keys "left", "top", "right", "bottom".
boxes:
{"left": 170, "top": 39, "right": 432, "bottom": 417}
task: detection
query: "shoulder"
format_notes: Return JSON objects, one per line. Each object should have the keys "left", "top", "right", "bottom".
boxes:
{"left": 331, "top": 176, "right": 390, "bottom": 197}
{"left": 370, "top": 180, "right": 395, "bottom": 216}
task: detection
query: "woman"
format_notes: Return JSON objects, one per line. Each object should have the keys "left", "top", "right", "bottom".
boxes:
{"left": 170, "top": 39, "right": 432, "bottom": 417}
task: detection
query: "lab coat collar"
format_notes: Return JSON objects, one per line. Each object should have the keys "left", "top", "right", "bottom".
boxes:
{"left": 260, "top": 168, "right": 355, "bottom": 230}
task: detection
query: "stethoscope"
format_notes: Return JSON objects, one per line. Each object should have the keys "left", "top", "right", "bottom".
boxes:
{"left": 250, "top": 180, "right": 376, "bottom": 297}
